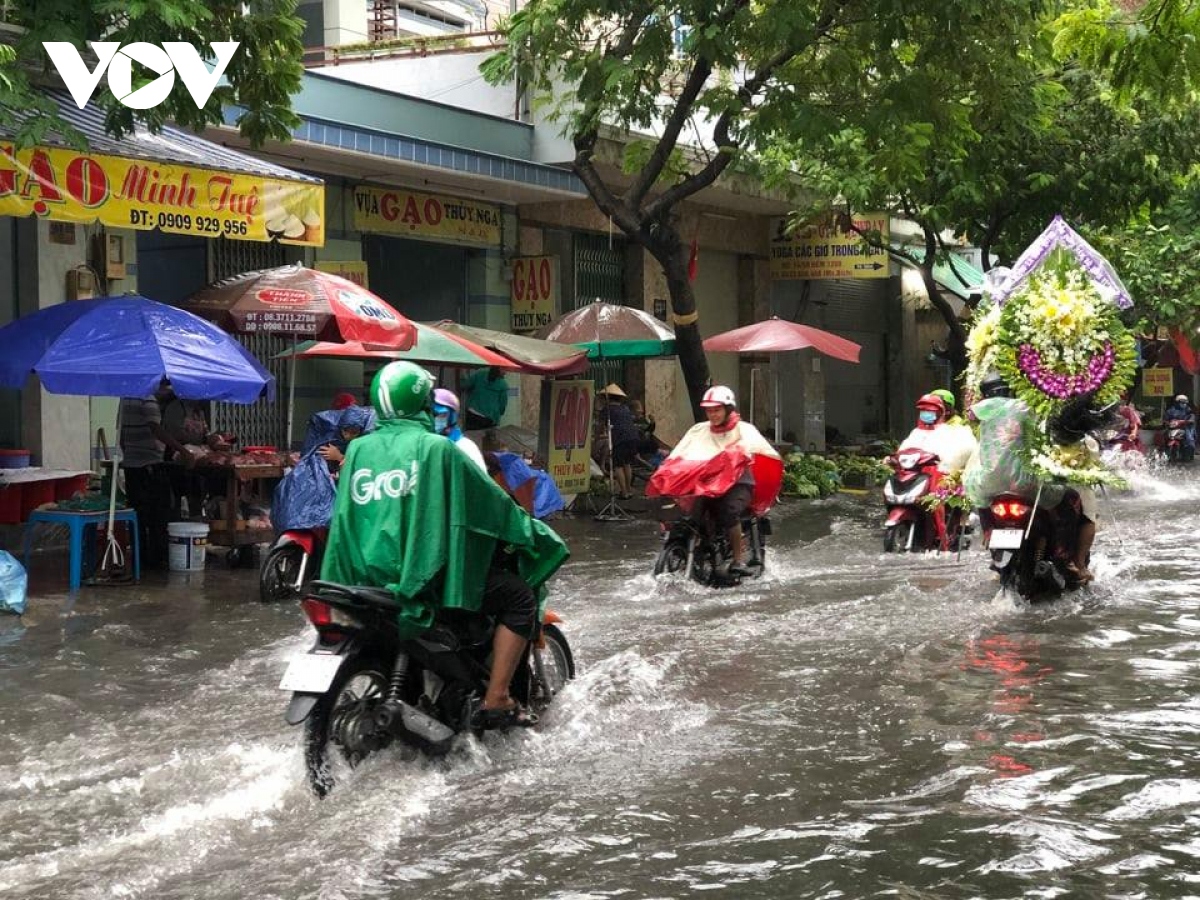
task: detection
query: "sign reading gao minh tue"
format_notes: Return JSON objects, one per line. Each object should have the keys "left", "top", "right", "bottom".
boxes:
{"left": 769, "top": 213, "right": 890, "bottom": 281}
{"left": 353, "top": 185, "right": 502, "bottom": 248}
{"left": 0, "top": 142, "right": 324, "bottom": 245}
{"left": 510, "top": 256, "right": 558, "bottom": 333}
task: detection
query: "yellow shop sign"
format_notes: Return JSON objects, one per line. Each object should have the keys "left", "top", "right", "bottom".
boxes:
{"left": 353, "top": 185, "right": 502, "bottom": 247}
{"left": 0, "top": 143, "right": 325, "bottom": 245}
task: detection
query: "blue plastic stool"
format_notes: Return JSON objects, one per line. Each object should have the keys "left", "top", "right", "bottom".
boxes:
{"left": 22, "top": 509, "right": 141, "bottom": 591}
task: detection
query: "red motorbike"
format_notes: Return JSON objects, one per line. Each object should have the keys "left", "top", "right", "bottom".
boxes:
{"left": 260, "top": 526, "right": 327, "bottom": 603}
{"left": 883, "top": 449, "right": 960, "bottom": 552}
{"left": 1160, "top": 418, "right": 1195, "bottom": 463}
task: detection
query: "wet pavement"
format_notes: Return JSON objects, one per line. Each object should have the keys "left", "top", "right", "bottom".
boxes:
{"left": 2, "top": 468, "right": 1200, "bottom": 898}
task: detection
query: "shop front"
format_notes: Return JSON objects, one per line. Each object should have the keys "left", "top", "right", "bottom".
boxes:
{"left": 0, "top": 89, "right": 325, "bottom": 471}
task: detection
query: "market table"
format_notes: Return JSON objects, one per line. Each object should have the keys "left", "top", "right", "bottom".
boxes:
{"left": 0, "top": 467, "right": 93, "bottom": 524}
{"left": 192, "top": 458, "right": 287, "bottom": 566}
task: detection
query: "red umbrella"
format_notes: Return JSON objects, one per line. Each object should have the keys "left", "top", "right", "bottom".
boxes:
{"left": 187, "top": 263, "right": 417, "bottom": 349}
{"left": 703, "top": 317, "right": 861, "bottom": 361}
{"left": 187, "top": 263, "right": 418, "bottom": 445}
{"left": 703, "top": 317, "right": 861, "bottom": 441}
{"left": 275, "top": 322, "right": 518, "bottom": 370}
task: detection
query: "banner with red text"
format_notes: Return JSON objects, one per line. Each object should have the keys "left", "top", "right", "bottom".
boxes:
{"left": 510, "top": 256, "right": 558, "bottom": 333}
{"left": 0, "top": 142, "right": 325, "bottom": 245}
{"left": 352, "top": 185, "right": 502, "bottom": 247}
{"left": 543, "top": 379, "right": 594, "bottom": 494}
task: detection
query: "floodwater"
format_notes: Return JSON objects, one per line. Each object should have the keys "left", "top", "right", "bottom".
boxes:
{"left": 2, "top": 468, "right": 1199, "bottom": 899}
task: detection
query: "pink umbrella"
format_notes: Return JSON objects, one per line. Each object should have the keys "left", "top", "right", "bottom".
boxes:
{"left": 703, "top": 317, "right": 861, "bottom": 441}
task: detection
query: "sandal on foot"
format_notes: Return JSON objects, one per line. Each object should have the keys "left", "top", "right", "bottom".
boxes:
{"left": 469, "top": 700, "right": 539, "bottom": 731}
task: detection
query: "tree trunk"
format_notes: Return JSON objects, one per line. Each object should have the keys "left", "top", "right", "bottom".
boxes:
{"left": 920, "top": 267, "right": 969, "bottom": 385}
{"left": 648, "top": 230, "right": 711, "bottom": 421}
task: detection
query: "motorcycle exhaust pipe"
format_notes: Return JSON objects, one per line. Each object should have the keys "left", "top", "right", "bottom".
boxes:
{"left": 373, "top": 699, "right": 455, "bottom": 754}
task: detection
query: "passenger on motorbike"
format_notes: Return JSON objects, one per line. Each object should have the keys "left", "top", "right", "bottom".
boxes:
{"left": 315, "top": 405, "right": 373, "bottom": 475}
{"left": 897, "top": 394, "right": 978, "bottom": 477}
{"left": 931, "top": 388, "right": 966, "bottom": 426}
{"left": 320, "top": 361, "right": 569, "bottom": 730}
{"left": 1164, "top": 394, "right": 1196, "bottom": 450}
{"left": 658, "top": 386, "right": 780, "bottom": 577}
{"left": 432, "top": 387, "right": 487, "bottom": 473}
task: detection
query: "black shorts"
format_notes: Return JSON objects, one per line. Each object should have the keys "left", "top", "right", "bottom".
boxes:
{"left": 700, "top": 483, "right": 753, "bottom": 531}
{"left": 479, "top": 567, "right": 537, "bottom": 640}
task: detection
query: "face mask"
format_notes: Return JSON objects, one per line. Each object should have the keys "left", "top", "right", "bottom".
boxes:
{"left": 919, "top": 410, "right": 938, "bottom": 425}
{"left": 434, "top": 413, "right": 451, "bottom": 434}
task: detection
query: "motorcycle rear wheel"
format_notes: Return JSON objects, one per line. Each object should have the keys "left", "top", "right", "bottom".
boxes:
{"left": 305, "top": 655, "right": 390, "bottom": 798}
{"left": 259, "top": 544, "right": 306, "bottom": 603}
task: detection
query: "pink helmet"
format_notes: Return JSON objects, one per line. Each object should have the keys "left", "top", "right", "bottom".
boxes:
{"left": 432, "top": 388, "right": 460, "bottom": 412}
{"left": 700, "top": 385, "right": 737, "bottom": 408}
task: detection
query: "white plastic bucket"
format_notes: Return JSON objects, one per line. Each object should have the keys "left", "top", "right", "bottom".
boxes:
{"left": 168, "top": 521, "right": 208, "bottom": 572}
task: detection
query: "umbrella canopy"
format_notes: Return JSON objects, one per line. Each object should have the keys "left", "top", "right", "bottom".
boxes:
{"left": 703, "top": 317, "right": 861, "bottom": 362}
{"left": 186, "top": 263, "right": 417, "bottom": 350}
{"left": 0, "top": 295, "right": 275, "bottom": 403}
{"left": 275, "top": 321, "right": 517, "bottom": 369}
{"left": 433, "top": 321, "right": 590, "bottom": 376}
{"left": 537, "top": 300, "right": 676, "bottom": 359}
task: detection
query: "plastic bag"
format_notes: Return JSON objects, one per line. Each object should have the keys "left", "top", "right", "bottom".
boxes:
{"left": 0, "top": 550, "right": 28, "bottom": 615}
{"left": 490, "top": 452, "right": 565, "bottom": 520}
{"left": 271, "top": 452, "right": 337, "bottom": 533}
{"left": 964, "top": 397, "right": 1040, "bottom": 508}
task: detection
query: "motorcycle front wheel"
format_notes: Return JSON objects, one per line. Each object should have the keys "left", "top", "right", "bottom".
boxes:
{"left": 529, "top": 623, "right": 575, "bottom": 711}
{"left": 653, "top": 540, "right": 689, "bottom": 576}
{"left": 305, "top": 655, "right": 390, "bottom": 798}
{"left": 884, "top": 521, "right": 914, "bottom": 553}
{"left": 259, "top": 543, "right": 307, "bottom": 603}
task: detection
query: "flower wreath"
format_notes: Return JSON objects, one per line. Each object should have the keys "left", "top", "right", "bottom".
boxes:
{"left": 964, "top": 237, "right": 1136, "bottom": 489}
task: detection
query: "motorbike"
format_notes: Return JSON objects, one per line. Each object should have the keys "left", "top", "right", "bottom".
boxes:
{"left": 259, "top": 526, "right": 327, "bottom": 603}
{"left": 279, "top": 577, "right": 575, "bottom": 797}
{"left": 1162, "top": 418, "right": 1195, "bottom": 463}
{"left": 652, "top": 503, "right": 770, "bottom": 587}
{"left": 981, "top": 489, "right": 1086, "bottom": 602}
{"left": 882, "top": 449, "right": 962, "bottom": 552}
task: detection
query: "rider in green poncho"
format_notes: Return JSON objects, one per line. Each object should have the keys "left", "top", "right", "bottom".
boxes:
{"left": 320, "top": 361, "right": 569, "bottom": 729}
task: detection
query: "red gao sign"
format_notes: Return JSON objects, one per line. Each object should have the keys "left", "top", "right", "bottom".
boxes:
{"left": 552, "top": 385, "right": 591, "bottom": 461}
{"left": 513, "top": 258, "right": 553, "bottom": 306}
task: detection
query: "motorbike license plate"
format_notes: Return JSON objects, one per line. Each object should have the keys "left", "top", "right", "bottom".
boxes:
{"left": 989, "top": 528, "right": 1025, "bottom": 551}
{"left": 279, "top": 653, "right": 344, "bottom": 693}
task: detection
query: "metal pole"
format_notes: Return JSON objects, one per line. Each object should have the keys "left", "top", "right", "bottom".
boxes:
{"left": 773, "top": 354, "right": 782, "bottom": 445}
{"left": 286, "top": 336, "right": 297, "bottom": 451}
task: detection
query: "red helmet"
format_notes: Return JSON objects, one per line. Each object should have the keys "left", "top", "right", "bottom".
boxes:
{"left": 915, "top": 393, "right": 946, "bottom": 415}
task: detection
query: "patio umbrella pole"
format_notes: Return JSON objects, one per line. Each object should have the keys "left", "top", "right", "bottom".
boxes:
{"left": 773, "top": 355, "right": 782, "bottom": 448}
{"left": 286, "top": 335, "right": 297, "bottom": 452}
{"left": 98, "top": 402, "right": 126, "bottom": 580}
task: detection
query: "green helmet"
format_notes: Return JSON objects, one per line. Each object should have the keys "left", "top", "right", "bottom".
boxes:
{"left": 932, "top": 388, "right": 956, "bottom": 410}
{"left": 370, "top": 361, "right": 434, "bottom": 420}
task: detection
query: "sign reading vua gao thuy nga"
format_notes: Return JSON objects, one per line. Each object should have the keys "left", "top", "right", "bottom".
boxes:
{"left": 0, "top": 143, "right": 324, "bottom": 245}
{"left": 353, "top": 185, "right": 502, "bottom": 247}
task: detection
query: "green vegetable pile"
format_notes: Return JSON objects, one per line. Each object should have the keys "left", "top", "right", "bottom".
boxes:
{"left": 782, "top": 453, "right": 841, "bottom": 498}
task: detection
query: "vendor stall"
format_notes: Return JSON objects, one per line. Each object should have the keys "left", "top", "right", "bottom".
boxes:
{"left": 191, "top": 449, "right": 293, "bottom": 565}
{"left": 0, "top": 467, "right": 93, "bottom": 524}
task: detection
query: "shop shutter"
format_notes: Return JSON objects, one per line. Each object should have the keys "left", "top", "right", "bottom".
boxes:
{"left": 208, "top": 238, "right": 290, "bottom": 448}
{"left": 572, "top": 232, "right": 626, "bottom": 389}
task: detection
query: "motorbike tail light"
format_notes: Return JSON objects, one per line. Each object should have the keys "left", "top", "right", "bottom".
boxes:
{"left": 990, "top": 500, "right": 1031, "bottom": 521}
{"left": 301, "top": 598, "right": 360, "bottom": 631}
{"left": 301, "top": 598, "right": 334, "bottom": 628}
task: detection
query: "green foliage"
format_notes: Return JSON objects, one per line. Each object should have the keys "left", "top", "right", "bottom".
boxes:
{"left": 782, "top": 453, "right": 840, "bottom": 499}
{"left": 0, "top": 0, "right": 304, "bottom": 148}
{"left": 830, "top": 454, "right": 892, "bottom": 484}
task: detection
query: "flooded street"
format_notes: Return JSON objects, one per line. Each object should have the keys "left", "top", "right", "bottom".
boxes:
{"left": 2, "top": 470, "right": 1200, "bottom": 899}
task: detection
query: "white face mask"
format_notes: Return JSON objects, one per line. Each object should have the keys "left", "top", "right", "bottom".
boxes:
{"left": 434, "top": 413, "right": 451, "bottom": 434}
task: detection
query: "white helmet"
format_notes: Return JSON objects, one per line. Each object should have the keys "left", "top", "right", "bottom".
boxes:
{"left": 1176, "top": 394, "right": 1189, "bottom": 403}
{"left": 700, "top": 385, "right": 736, "bottom": 408}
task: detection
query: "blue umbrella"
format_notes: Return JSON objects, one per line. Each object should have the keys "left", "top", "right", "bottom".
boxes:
{"left": 0, "top": 295, "right": 275, "bottom": 403}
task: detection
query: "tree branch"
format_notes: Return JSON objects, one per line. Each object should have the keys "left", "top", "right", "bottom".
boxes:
{"left": 573, "top": 133, "right": 645, "bottom": 239}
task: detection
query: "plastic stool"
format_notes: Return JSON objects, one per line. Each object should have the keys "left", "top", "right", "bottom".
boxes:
{"left": 22, "top": 509, "right": 141, "bottom": 592}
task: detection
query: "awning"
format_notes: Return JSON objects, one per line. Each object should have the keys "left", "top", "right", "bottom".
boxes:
{"left": 891, "top": 243, "right": 986, "bottom": 301}
{"left": 0, "top": 89, "right": 325, "bottom": 246}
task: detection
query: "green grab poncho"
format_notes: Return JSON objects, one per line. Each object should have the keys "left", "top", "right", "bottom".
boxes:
{"left": 319, "top": 413, "right": 569, "bottom": 638}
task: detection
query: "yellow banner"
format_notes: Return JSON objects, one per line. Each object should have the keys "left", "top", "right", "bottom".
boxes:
{"left": 353, "top": 185, "right": 502, "bottom": 247}
{"left": 510, "top": 256, "right": 558, "bottom": 333}
{"left": 0, "top": 143, "right": 324, "bottom": 245}
{"left": 545, "top": 379, "right": 594, "bottom": 494}
{"left": 315, "top": 260, "right": 369, "bottom": 289}
{"left": 1143, "top": 367, "right": 1174, "bottom": 398}
{"left": 769, "top": 213, "right": 890, "bottom": 280}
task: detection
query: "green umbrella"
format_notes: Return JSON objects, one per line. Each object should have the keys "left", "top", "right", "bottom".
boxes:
{"left": 274, "top": 321, "right": 516, "bottom": 369}
{"left": 536, "top": 300, "right": 677, "bottom": 359}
